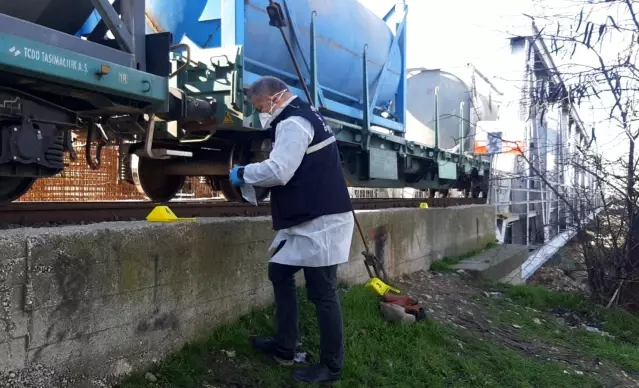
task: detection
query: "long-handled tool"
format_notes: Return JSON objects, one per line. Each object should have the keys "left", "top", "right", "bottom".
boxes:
{"left": 265, "top": 1, "right": 399, "bottom": 290}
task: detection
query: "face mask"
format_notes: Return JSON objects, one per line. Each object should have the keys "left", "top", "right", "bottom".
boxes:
{"left": 270, "top": 89, "right": 287, "bottom": 113}
{"left": 263, "top": 89, "right": 287, "bottom": 115}
{"left": 258, "top": 112, "right": 271, "bottom": 128}
{"left": 256, "top": 89, "right": 287, "bottom": 129}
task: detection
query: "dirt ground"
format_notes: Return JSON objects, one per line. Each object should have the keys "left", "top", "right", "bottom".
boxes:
{"left": 397, "top": 270, "right": 639, "bottom": 387}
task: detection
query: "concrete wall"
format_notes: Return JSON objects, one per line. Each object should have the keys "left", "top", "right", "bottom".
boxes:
{"left": 0, "top": 205, "right": 495, "bottom": 377}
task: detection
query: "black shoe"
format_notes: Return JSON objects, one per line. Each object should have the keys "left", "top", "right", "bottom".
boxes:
{"left": 249, "top": 336, "right": 295, "bottom": 366}
{"left": 292, "top": 364, "right": 342, "bottom": 384}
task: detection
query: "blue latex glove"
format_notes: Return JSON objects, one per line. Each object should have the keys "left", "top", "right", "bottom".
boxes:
{"left": 229, "top": 166, "right": 245, "bottom": 186}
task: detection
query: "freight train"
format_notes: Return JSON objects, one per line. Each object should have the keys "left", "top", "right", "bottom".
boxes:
{"left": 0, "top": 0, "right": 491, "bottom": 203}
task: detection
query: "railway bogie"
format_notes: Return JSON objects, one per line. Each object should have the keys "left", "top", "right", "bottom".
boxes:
{"left": 0, "top": 90, "right": 76, "bottom": 197}
{"left": 0, "top": 0, "right": 491, "bottom": 203}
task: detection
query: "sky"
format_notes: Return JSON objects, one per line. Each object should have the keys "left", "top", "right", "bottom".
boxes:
{"left": 359, "top": 0, "right": 628, "bottom": 162}
{"left": 360, "top": 0, "right": 533, "bottom": 72}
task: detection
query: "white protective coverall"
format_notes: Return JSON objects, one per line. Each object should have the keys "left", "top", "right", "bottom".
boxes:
{"left": 240, "top": 96, "right": 354, "bottom": 267}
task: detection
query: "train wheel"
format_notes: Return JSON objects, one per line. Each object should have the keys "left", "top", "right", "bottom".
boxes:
{"left": 0, "top": 177, "right": 36, "bottom": 202}
{"left": 213, "top": 141, "right": 270, "bottom": 203}
{"left": 215, "top": 178, "right": 241, "bottom": 202}
{"left": 211, "top": 177, "right": 269, "bottom": 202}
{"left": 132, "top": 156, "right": 185, "bottom": 203}
{"left": 470, "top": 185, "right": 482, "bottom": 198}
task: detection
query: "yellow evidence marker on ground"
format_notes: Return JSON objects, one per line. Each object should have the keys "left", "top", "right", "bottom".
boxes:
{"left": 146, "top": 206, "right": 196, "bottom": 223}
{"left": 366, "top": 277, "right": 401, "bottom": 296}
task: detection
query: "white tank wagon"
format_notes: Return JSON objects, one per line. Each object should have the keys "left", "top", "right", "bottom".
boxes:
{"left": 405, "top": 66, "right": 502, "bottom": 153}
{"left": 403, "top": 66, "right": 502, "bottom": 197}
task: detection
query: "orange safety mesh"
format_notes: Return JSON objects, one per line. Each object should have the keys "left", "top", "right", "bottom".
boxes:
{"left": 19, "top": 136, "right": 217, "bottom": 202}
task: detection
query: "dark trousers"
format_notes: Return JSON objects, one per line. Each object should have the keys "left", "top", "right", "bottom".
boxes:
{"left": 268, "top": 259, "right": 344, "bottom": 371}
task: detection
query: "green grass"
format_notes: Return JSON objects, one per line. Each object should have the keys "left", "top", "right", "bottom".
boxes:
{"left": 118, "top": 285, "right": 602, "bottom": 388}
{"left": 483, "top": 284, "right": 639, "bottom": 372}
{"left": 429, "top": 241, "right": 499, "bottom": 271}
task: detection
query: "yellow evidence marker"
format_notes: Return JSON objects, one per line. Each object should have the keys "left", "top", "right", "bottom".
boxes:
{"left": 365, "top": 277, "right": 401, "bottom": 296}
{"left": 146, "top": 206, "right": 196, "bottom": 223}
{"left": 419, "top": 202, "right": 429, "bottom": 208}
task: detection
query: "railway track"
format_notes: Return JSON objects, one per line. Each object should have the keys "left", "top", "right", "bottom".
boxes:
{"left": 0, "top": 197, "right": 486, "bottom": 228}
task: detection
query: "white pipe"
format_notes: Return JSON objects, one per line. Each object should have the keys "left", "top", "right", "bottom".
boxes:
{"left": 521, "top": 208, "right": 600, "bottom": 280}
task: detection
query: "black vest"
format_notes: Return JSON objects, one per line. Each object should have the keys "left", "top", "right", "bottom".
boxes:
{"left": 268, "top": 97, "right": 352, "bottom": 230}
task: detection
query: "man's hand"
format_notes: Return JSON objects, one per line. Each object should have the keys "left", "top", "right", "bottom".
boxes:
{"left": 229, "top": 166, "right": 245, "bottom": 186}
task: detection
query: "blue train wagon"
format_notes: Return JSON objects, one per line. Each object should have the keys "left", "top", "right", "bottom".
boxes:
{"left": 0, "top": 0, "right": 490, "bottom": 202}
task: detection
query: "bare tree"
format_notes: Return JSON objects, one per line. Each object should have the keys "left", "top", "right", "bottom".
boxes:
{"left": 527, "top": 0, "right": 639, "bottom": 308}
